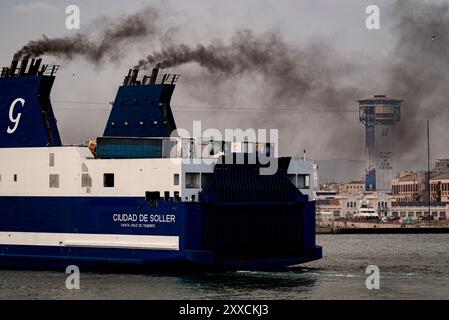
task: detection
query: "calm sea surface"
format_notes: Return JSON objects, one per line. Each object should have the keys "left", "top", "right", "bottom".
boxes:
{"left": 1, "top": 234, "right": 448, "bottom": 300}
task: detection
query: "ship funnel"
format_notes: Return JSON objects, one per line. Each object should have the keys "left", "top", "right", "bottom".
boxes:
{"left": 28, "top": 58, "right": 42, "bottom": 76}
{"left": 9, "top": 60, "right": 19, "bottom": 76}
{"left": 149, "top": 68, "right": 159, "bottom": 85}
{"left": 29, "top": 59, "right": 35, "bottom": 74}
{"left": 19, "top": 59, "right": 29, "bottom": 75}
{"left": 124, "top": 69, "right": 132, "bottom": 85}
{"left": 130, "top": 69, "right": 139, "bottom": 85}
{"left": 35, "top": 59, "right": 42, "bottom": 74}
{"left": 0, "top": 58, "right": 63, "bottom": 147}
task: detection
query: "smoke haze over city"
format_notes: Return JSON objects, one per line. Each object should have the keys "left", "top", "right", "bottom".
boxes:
{"left": 1, "top": 0, "right": 448, "bottom": 181}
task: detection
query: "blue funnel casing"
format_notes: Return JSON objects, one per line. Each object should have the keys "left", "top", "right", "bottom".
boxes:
{"left": 0, "top": 59, "right": 62, "bottom": 148}
{"left": 103, "top": 68, "right": 178, "bottom": 138}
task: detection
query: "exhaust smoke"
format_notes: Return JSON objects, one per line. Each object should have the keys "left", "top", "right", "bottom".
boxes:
{"left": 14, "top": 7, "right": 159, "bottom": 62}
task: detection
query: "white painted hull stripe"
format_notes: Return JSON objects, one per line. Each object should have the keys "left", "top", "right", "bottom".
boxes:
{"left": 0, "top": 232, "right": 179, "bottom": 251}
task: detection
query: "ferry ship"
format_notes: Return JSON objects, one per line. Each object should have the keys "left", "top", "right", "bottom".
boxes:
{"left": 0, "top": 59, "right": 322, "bottom": 270}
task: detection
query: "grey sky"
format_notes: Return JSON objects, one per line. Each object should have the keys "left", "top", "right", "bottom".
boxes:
{"left": 0, "top": 0, "right": 393, "bottom": 60}
{"left": 0, "top": 1, "right": 446, "bottom": 181}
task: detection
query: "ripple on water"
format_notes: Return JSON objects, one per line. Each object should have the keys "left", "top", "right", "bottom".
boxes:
{"left": 1, "top": 234, "right": 449, "bottom": 299}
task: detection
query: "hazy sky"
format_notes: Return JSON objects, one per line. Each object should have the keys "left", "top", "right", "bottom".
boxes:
{"left": 0, "top": 0, "right": 446, "bottom": 181}
{"left": 0, "top": 0, "right": 391, "bottom": 59}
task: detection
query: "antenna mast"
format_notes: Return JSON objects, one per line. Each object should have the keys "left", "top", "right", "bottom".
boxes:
{"left": 427, "top": 120, "right": 431, "bottom": 220}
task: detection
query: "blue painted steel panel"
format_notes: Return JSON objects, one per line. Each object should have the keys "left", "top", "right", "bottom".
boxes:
{"left": 0, "top": 196, "right": 321, "bottom": 268}
{"left": 0, "top": 196, "right": 187, "bottom": 236}
{"left": 0, "top": 75, "right": 62, "bottom": 148}
{"left": 103, "top": 84, "right": 177, "bottom": 138}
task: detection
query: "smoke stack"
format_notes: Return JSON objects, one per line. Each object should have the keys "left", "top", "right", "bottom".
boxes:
{"left": 28, "top": 58, "right": 42, "bottom": 75}
{"left": 130, "top": 69, "right": 139, "bottom": 85}
{"left": 149, "top": 68, "right": 159, "bottom": 85}
{"left": 28, "top": 59, "right": 35, "bottom": 74}
{"left": 124, "top": 69, "right": 132, "bottom": 85}
{"left": 19, "top": 59, "right": 29, "bottom": 76}
{"left": 9, "top": 60, "right": 19, "bottom": 77}
{"left": 34, "top": 59, "right": 42, "bottom": 75}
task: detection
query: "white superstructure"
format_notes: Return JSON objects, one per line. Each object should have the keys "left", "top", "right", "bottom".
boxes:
{"left": 0, "top": 138, "right": 316, "bottom": 200}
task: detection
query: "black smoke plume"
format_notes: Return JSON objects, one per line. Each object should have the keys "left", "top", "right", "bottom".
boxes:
{"left": 388, "top": 0, "right": 449, "bottom": 156}
{"left": 136, "top": 30, "right": 361, "bottom": 109}
{"left": 14, "top": 2, "right": 449, "bottom": 171}
{"left": 133, "top": 1, "right": 449, "bottom": 160}
{"left": 14, "top": 7, "right": 159, "bottom": 62}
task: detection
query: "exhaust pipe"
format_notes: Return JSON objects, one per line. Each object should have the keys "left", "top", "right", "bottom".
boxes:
{"left": 19, "top": 59, "right": 29, "bottom": 76}
{"left": 1, "top": 67, "right": 8, "bottom": 78}
{"left": 9, "top": 60, "right": 19, "bottom": 77}
{"left": 124, "top": 69, "right": 132, "bottom": 85}
{"left": 28, "top": 59, "right": 35, "bottom": 75}
{"left": 34, "top": 59, "right": 42, "bottom": 75}
{"left": 28, "top": 58, "right": 42, "bottom": 75}
{"left": 149, "top": 68, "right": 159, "bottom": 85}
{"left": 130, "top": 69, "right": 139, "bottom": 85}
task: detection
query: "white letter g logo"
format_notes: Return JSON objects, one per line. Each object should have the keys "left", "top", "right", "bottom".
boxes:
{"left": 7, "top": 98, "right": 25, "bottom": 134}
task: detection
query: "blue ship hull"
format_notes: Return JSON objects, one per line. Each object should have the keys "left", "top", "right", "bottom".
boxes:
{"left": 0, "top": 196, "right": 322, "bottom": 270}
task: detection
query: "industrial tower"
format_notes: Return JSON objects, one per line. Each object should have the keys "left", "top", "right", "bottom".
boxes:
{"left": 359, "top": 95, "right": 402, "bottom": 191}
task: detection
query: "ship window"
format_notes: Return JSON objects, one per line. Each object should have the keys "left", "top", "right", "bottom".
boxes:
{"left": 104, "top": 173, "right": 115, "bottom": 188}
{"left": 82, "top": 174, "right": 92, "bottom": 188}
{"left": 49, "top": 153, "right": 55, "bottom": 167}
{"left": 186, "top": 173, "right": 200, "bottom": 189}
{"left": 146, "top": 192, "right": 160, "bottom": 208}
{"left": 164, "top": 191, "right": 170, "bottom": 201}
{"left": 49, "top": 174, "right": 60, "bottom": 188}
{"left": 14, "top": 174, "right": 17, "bottom": 182}
{"left": 174, "top": 191, "right": 180, "bottom": 202}
{"left": 298, "top": 174, "right": 310, "bottom": 189}
{"left": 174, "top": 174, "right": 180, "bottom": 186}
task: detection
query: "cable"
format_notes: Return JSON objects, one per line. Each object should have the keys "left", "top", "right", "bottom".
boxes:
{"left": 53, "top": 100, "right": 111, "bottom": 106}
{"left": 52, "top": 99, "right": 358, "bottom": 114}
